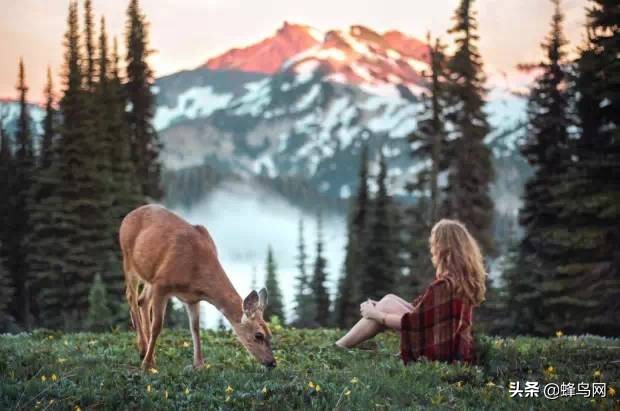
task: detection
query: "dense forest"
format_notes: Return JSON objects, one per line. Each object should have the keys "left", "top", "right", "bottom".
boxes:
{"left": 0, "top": 0, "right": 617, "bottom": 338}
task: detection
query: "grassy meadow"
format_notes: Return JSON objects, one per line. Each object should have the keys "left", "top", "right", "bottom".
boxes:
{"left": 0, "top": 327, "right": 618, "bottom": 410}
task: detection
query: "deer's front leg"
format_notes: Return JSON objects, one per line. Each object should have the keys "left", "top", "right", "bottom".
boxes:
{"left": 185, "top": 302, "right": 204, "bottom": 368}
{"left": 141, "top": 288, "right": 168, "bottom": 371}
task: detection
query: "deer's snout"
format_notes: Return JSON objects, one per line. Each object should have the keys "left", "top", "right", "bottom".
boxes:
{"left": 264, "top": 359, "right": 277, "bottom": 368}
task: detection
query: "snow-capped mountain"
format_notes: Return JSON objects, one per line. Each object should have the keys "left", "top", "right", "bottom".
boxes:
{"left": 155, "top": 22, "right": 528, "bottom": 206}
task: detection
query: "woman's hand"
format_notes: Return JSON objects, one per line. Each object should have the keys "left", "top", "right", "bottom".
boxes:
{"left": 360, "top": 300, "right": 381, "bottom": 321}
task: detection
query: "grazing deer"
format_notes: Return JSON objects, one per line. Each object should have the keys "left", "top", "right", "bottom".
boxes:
{"left": 119, "top": 204, "right": 276, "bottom": 370}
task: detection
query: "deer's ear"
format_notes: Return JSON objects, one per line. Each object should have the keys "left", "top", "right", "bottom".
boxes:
{"left": 243, "top": 290, "right": 260, "bottom": 314}
{"left": 258, "top": 288, "right": 268, "bottom": 310}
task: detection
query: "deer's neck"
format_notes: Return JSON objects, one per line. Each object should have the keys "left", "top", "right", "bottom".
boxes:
{"left": 202, "top": 274, "right": 244, "bottom": 326}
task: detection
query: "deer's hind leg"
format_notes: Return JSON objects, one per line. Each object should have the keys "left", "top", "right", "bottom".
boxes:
{"left": 137, "top": 284, "right": 153, "bottom": 359}
{"left": 141, "top": 285, "right": 169, "bottom": 371}
{"left": 123, "top": 258, "right": 148, "bottom": 360}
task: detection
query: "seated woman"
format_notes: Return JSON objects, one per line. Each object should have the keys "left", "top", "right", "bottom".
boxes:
{"left": 336, "top": 219, "right": 486, "bottom": 364}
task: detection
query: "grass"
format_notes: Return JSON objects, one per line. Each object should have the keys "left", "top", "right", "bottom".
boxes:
{"left": 0, "top": 326, "right": 618, "bottom": 410}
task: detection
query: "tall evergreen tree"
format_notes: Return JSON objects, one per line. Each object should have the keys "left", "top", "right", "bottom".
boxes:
{"left": 442, "top": 0, "right": 495, "bottom": 254}
{"left": 547, "top": 0, "right": 620, "bottom": 335}
{"left": 293, "top": 219, "right": 315, "bottom": 327}
{"left": 125, "top": 0, "right": 162, "bottom": 199}
{"left": 405, "top": 34, "right": 450, "bottom": 299}
{"left": 51, "top": 1, "right": 113, "bottom": 328}
{"left": 336, "top": 145, "right": 369, "bottom": 328}
{"left": 311, "top": 213, "right": 330, "bottom": 326}
{"left": 515, "top": 0, "right": 571, "bottom": 335}
{"left": 86, "top": 273, "right": 112, "bottom": 331}
{"left": 263, "top": 246, "right": 285, "bottom": 323}
{"left": 97, "top": 22, "right": 143, "bottom": 314}
{"left": 25, "top": 66, "right": 65, "bottom": 329}
{"left": 363, "top": 150, "right": 398, "bottom": 300}
{"left": 8, "top": 58, "right": 35, "bottom": 328}
{"left": 409, "top": 34, "right": 450, "bottom": 222}
{"left": 0, "top": 123, "right": 13, "bottom": 294}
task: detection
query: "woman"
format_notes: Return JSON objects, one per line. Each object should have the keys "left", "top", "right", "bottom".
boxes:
{"left": 336, "top": 219, "right": 487, "bottom": 364}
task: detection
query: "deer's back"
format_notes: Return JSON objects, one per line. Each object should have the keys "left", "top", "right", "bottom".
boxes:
{"left": 120, "top": 205, "right": 218, "bottom": 285}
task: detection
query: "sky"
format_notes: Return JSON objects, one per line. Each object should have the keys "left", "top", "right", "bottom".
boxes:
{"left": 1, "top": 0, "right": 589, "bottom": 103}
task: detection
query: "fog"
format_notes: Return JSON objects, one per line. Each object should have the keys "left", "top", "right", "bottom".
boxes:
{"left": 171, "top": 179, "right": 347, "bottom": 328}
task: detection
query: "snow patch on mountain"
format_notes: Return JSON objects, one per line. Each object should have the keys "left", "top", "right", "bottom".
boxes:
{"left": 154, "top": 86, "right": 233, "bottom": 130}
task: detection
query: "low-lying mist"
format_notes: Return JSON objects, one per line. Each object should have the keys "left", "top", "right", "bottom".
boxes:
{"left": 171, "top": 179, "right": 347, "bottom": 328}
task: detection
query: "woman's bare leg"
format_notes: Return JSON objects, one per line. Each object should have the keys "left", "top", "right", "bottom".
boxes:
{"left": 336, "top": 295, "right": 412, "bottom": 348}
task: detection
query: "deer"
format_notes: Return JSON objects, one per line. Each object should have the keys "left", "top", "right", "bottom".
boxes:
{"left": 119, "top": 204, "right": 276, "bottom": 371}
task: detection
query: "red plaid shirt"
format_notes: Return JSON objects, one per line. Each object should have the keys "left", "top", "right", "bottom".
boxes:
{"left": 400, "top": 275, "right": 475, "bottom": 364}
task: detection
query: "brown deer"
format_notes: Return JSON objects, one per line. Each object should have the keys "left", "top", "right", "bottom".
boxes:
{"left": 119, "top": 204, "right": 276, "bottom": 370}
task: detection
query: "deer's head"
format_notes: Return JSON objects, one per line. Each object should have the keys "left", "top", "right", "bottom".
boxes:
{"left": 234, "top": 288, "right": 276, "bottom": 368}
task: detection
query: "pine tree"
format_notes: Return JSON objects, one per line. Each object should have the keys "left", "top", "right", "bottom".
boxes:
{"left": 0, "top": 124, "right": 13, "bottom": 301}
{"left": 97, "top": 22, "right": 143, "bottom": 316}
{"left": 442, "top": 0, "right": 495, "bottom": 255}
{"left": 87, "top": 273, "right": 112, "bottom": 332}
{"left": 363, "top": 150, "right": 398, "bottom": 300}
{"left": 125, "top": 0, "right": 162, "bottom": 199}
{"left": 7, "top": 58, "right": 35, "bottom": 328}
{"left": 405, "top": 34, "right": 450, "bottom": 300}
{"left": 51, "top": 1, "right": 114, "bottom": 328}
{"left": 515, "top": 0, "right": 571, "bottom": 335}
{"left": 310, "top": 213, "right": 331, "bottom": 326}
{"left": 546, "top": 0, "right": 620, "bottom": 335}
{"left": 336, "top": 145, "right": 369, "bottom": 328}
{"left": 217, "top": 315, "right": 227, "bottom": 331}
{"left": 293, "top": 219, "right": 315, "bottom": 327}
{"left": 409, "top": 34, "right": 450, "bottom": 222}
{"left": 26, "top": 66, "right": 58, "bottom": 325}
{"left": 25, "top": 66, "right": 66, "bottom": 329}
{"left": 263, "top": 246, "right": 285, "bottom": 323}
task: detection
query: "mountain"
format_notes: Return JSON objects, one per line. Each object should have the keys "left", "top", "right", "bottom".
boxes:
{"left": 0, "top": 22, "right": 529, "bottom": 218}
{"left": 154, "top": 22, "right": 528, "bottom": 214}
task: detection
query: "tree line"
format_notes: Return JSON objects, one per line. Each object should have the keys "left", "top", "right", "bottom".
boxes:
{"left": 0, "top": 0, "right": 160, "bottom": 332}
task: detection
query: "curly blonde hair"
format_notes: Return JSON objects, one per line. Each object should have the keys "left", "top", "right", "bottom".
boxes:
{"left": 429, "top": 219, "right": 487, "bottom": 305}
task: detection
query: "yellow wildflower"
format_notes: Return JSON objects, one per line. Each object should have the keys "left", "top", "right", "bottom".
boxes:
{"left": 165, "top": 390, "right": 169, "bottom": 399}
{"left": 57, "top": 358, "right": 67, "bottom": 364}
{"left": 48, "top": 335, "right": 54, "bottom": 340}
{"left": 225, "top": 395, "right": 231, "bottom": 402}
{"left": 486, "top": 381, "right": 496, "bottom": 387}
{"left": 147, "top": 384, "right": 152, "bottom": 393}
{"left": 74, "top": 406, "right": 81, "bottom": 411}
{"left": 555, "top": 330, "right": 563, "bottom": 338}
{"left": 51, "top": 374, "right": 58, "bottom": 382}
{"left": 225, "top": 385, "right": 234, "bottom": 394}
{"left": 315, "top": 385, "right": 321, "bottom": 393}
{"left": 608, "top": 387, "right": 616, "bottom": 397}
{"left": 183, "top": 341, "right": 191, "bottom": 348}
{"left": 308, "top": 381, "right": 315, "bottom": 389}
{"left": 49, "top": 400, "right": 55, "bottom": 405}
{"left": 593, "top": 370, "right": 602, "bottom": 378}
{"left": 262, "top": 386, "right": 268, "bottom": 394}
{"left": 344, "top": 389, "right": 351, "bottom": 397}
{"left": 350, "top": 377, "right": 359, "bottom": 384}
{"left": 456, "top": 381, "right": 464, "bottom": 388}
{"left": 41, "top": 375, "right": 46, "bottom": 382}
{"left": 149, "top": 368, "right": 158, "bottom": 374}
{"left": 546, "top": 366, "right": 555, "bottom": 375}
{"left": 205, "top": 363, "right": 212, "bottom": 369}
{"left": 184, "top": 387, "right": 190, "bottom": 395}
